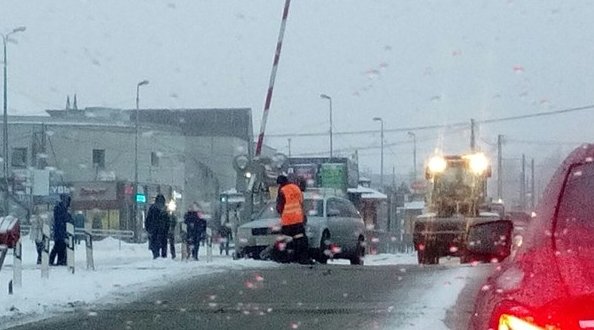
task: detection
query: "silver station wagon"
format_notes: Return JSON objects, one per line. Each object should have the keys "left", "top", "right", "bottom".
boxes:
{"left": 236, "top": 194, "right": 366, "bottom": 265}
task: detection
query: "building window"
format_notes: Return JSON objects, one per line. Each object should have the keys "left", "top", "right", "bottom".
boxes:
{"left": 151, "top": 152, "right": 159, "bottom": 167}
{"left": 93, "top": 149, "right": 105, "bottom": 169}
{"left": 11, "top": 147, "right": 27, "bottom": 168}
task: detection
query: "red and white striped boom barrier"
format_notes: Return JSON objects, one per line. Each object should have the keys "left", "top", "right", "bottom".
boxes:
{"left": 255, "top": 0, "right": 292, "bottom": 157}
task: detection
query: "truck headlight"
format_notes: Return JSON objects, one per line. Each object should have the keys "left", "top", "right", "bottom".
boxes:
{"left": 468, "top": 152, "right": 489, "bottom": 175}
{"left": 428, "top": 156, "right": 447, "bottom": 174}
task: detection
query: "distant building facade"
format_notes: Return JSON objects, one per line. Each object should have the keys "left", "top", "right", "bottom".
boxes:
{"left": 1, "top": 106, "right": 255, "bottom": 234}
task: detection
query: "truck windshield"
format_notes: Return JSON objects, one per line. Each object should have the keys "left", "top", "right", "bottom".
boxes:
{"left": 434, "top": 164, "right": 473, "bottom": 198}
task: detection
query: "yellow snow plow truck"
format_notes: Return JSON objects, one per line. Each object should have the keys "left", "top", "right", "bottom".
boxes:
{"left": 413, "top": 153, "right": 513, "bottom": 265}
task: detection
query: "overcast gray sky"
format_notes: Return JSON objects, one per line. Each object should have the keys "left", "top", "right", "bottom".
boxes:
{"left": 1, "top": 0, "right": 593, "bottom": 177}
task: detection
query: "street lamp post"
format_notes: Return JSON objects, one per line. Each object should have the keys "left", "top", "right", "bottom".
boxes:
{"left": 134, "top": 80, "right": 149, "bottom": 241}
{"left": 1, "top": 26, "right": 26, "bottom": 216}
{"left": 320, "top": 94, "right": 333, "bottom": 159}
{"left": 373, "top": 117, "right": 384, "bottom": 190}
{"left": 408, "top": 132, "right": 417, "bottom": 180}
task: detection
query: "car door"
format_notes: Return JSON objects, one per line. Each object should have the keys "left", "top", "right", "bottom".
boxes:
{"left": 336, "top": 198, "right": 364, "bottom": 252}
{"left": 326, "top": 198, "right": 346, "bottom": 244}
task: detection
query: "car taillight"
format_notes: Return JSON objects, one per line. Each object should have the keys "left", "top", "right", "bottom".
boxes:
{"left": 493, "top": 301, "right": 560, "bottom": 330}
{"left": 498, "top": 314, "right": 546, "bottom": 330}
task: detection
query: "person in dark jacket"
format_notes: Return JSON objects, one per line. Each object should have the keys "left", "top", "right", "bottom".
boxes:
{"left": 50, "top": 194, "right": 72, "bottom": 266}
{"left": 145, "top": 194, "right": 169, "bottom": 259}
{"left": 184, "top": 203, "right": 207, "bottom": 260}
{"left": 168, "top": 211, "right": 178, "bottom": 259}
{"left": 218, "top": 223, "right": 232, "bottom": 256}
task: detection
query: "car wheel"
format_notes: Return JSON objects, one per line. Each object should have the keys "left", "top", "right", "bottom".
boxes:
{"left": 460, "top": 251, "right": 474, "bottom": 264}
{"left": 349, "top": 236, "right": 365, "bottom": 265}
{"left": 316, "top": 231, "right": 330, "bottom": 264}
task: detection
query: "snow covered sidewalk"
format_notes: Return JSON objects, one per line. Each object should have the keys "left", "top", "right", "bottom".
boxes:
{"left": 0, "top": 236, "right": 274, "bottom": 327}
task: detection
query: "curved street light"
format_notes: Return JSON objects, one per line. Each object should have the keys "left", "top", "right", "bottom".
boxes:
{"left": 134, "top": 79, "right": 149, "bottom": 240}
{"left": 1, "top": 26, "right": 26, "bottom": 215}
{"left": 320, "top": 94, "right": 333, "bottom": 159}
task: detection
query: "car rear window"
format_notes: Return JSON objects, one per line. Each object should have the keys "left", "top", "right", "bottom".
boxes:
{"left": 556, "top": 162, "right": 594, "bottom": 247}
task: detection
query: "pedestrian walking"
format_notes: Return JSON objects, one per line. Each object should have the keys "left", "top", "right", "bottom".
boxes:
{"left": 184, "top": 204, "right": 207, "bottom": 260}
{"left": 30, "top": 206, "right": 44, "bottom": 265}
{"left": 145, "top": 194, "right": 169, "bottom": 259}
{"left": 49, "top": 194, "right": 72, "bottom": 266}
{"left": 218, "top": 223, "right": 232, "bottom": 256}
{"left": 168, "top": 210, "right": 178, "bottom": 259}
{"left": 276, "top": 175, "right": 312, "bottom": 265}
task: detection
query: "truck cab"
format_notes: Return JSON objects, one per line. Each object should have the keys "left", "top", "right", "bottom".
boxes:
{"left": 413, "top": 153, "right": 512, "bottom": 264}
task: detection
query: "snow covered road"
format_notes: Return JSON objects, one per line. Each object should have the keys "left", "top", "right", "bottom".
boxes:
{"left": 1, "top": 238, "right": 491, "bottom": 329}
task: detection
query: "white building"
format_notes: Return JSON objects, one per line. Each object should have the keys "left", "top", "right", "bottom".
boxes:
{"left": 1, "top": 106, "right": 256, "bottom": 234}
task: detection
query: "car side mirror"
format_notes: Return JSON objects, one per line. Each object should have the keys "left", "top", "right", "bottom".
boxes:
{"left": 327, "top": 209, "right": 340, "bottom": 217}
{"left": 466, "top": 220, "right": 513, "bottom": 261}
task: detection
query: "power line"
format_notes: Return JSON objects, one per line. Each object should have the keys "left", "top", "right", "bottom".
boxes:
{"left": 292, "top": 133, "right": 448, "bottom": 157}
{"left": 478, "top": 104, "right": 594, "bottom": 124}
{"left": 266, "top": 122, "right": 468, "bottom": 138}
{"left": 266, "top": 103, "right": 594, "bottom": 138}
{"left": 504, "top": 138, "right": 587, "bottom": 146}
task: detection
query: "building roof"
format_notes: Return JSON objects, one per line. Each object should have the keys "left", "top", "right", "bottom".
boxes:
{"left": 44, "top": 107, "right": 254, "bottom": 146}
{"left": 347, "top": 185, "right": 387, "bottom": 200}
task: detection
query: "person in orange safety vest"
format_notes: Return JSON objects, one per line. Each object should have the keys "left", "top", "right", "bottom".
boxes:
{"left": 276, "top": 175, "right": 313, "bottom": 264}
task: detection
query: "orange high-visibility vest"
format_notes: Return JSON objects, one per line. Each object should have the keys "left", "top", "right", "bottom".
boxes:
{"left": 280, "top": 183, "right": 304, "bottom": 226}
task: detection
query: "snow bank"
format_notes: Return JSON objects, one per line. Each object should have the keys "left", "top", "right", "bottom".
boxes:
{"left": 0, "top": 236, "right": 274, "bottom": 326}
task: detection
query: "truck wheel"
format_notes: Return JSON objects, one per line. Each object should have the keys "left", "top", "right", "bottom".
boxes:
{"left": 418, "top": 246, "right": 439, "bottom": 265}
{"left": 460, "top": 252, "right": 473, "bottom": 264}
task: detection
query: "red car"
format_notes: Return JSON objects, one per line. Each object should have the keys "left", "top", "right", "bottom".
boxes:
{"left": 470, "top": 144, "right": 594, "bottom": 330}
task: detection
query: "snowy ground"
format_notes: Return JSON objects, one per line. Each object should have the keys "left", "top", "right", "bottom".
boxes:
{"left": 0, "top": 236, "right": 274, "bottom": 327}
{"left": 0, "top": 238, "right": 470, "bottom": 329}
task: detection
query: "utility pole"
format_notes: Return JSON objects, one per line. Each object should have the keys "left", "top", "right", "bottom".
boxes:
{"left": 287, "top": 138, "right": 291, "bottom": 157}
{"left": 408, "top": 132, "right": 417, "bottom": 180}
{"left": 497, "top": 135, "right": 503, "bottom": 200}
{"left": 470, "top": 118, "right": 476, "bottom": 152}
{"left": 531, "top": 158, "right": 535, "bottom": 210}
{"left": 373, "top": 117, "right": 384, "bottom": 190}
{"left": 392, "top": 165, "right": 396, "bottom": 187}
{"left": 521, "top": 154, "right": 526, "bottom": 211}
{"left": 321, "top": 94, "right": 333, "bottom": 159}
